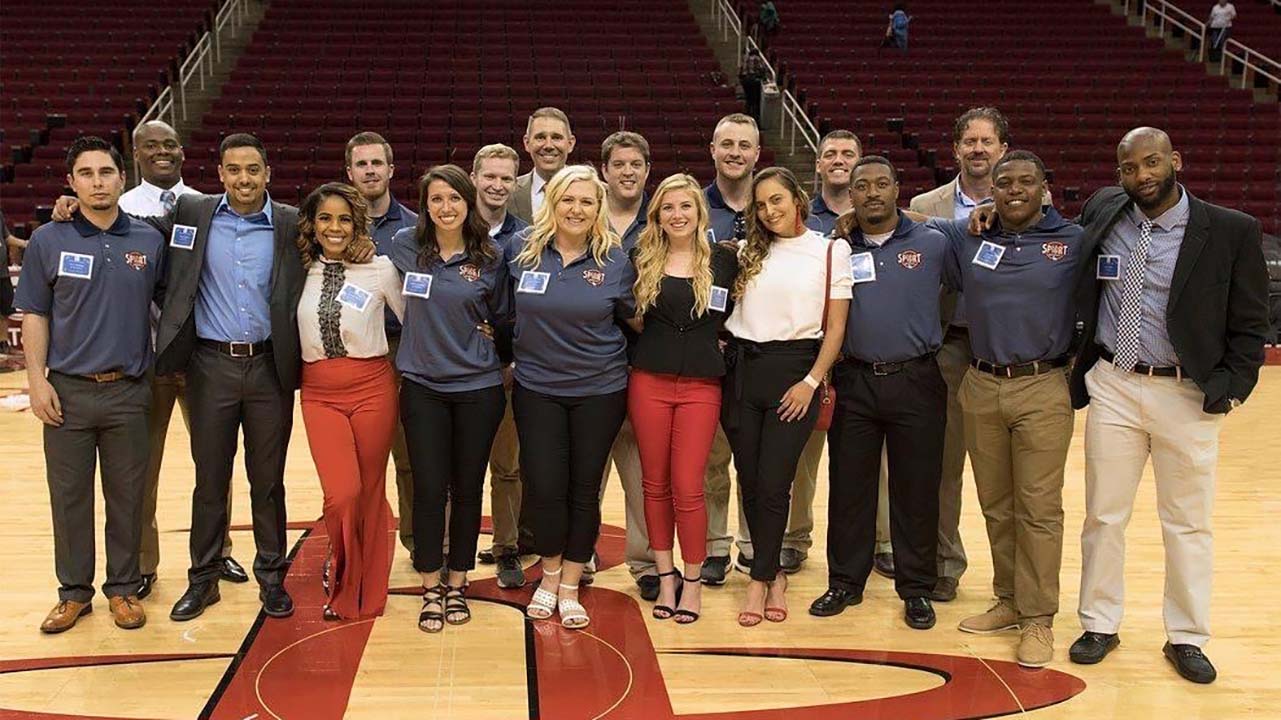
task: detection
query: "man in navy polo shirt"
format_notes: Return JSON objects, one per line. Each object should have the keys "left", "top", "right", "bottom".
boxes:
{"left": 933, "top": 151, "right": 1085, "bottom": 668}
{"left": 18, "top": 136, "right": 164, "bottom": 634}
{"left": 805, "top": 130, "right": 860, "bottom": 236}
{"left": 810, "top": 156, "right": 950, "bottom": 631}
{"left": 346, "top": 130, "right": 418, "bottom": 554}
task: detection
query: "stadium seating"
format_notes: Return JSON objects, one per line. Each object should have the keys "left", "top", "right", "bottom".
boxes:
{"left": 748, "top": 0, "right": 1280, "bottom": 233}
{"left": 0, "top": 0, "right": 218, "bottom": 230}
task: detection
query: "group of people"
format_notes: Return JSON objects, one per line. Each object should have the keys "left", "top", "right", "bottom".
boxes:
{"left": 15, "top": 104, "right": 1269, "bottom": 684}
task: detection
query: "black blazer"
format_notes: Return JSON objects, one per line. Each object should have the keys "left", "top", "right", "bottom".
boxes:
{"left": 148, "top": 193, "right": 305, "bottom": 391}
{"left": 1070, "top": 186, "right": 1270, "bottom": 413}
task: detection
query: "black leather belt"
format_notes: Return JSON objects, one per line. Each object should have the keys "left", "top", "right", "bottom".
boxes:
{"left": 1097, "top": 346, "right": 1183, "bottom": 379}
{"left": 844, "top": 353, "right": 935, "bottom": 377}
{"left": 199, "top": 338, "right": 273, "bottom": 358}
{"left": 970, "top": 356, "right": 1069, "bottom": 378}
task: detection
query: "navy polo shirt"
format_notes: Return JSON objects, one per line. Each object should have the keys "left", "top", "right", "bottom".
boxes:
{"left": 372, "top": 197, "right": 418, "bottom": 338}
{"left": 704, "top": 182, "right": 746, "bottom": 244}
{"left": 15, "top": 212, "right": 165, "bottom": 377}
{"left": 934, "top": 208, "right": 1086, "bottom": 365}
{"left": 505, "top": 234, "right": 637, "bottom": 396}
{"left": 805, "top": 195, "right": 842, "bottom": 236}
{"left": 491, "top": 212, "right": 529, "bottom": 255}
{"left": 843, "top": 214, "right": 954, "bottom": 363}
{"left": 614, "top": 193, "right": 649, "bottom": 253}
{"left": 389, "top": 228, "right": 510, "bottom": 392}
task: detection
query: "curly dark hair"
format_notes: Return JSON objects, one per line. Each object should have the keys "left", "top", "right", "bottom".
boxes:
{"left": 413, "top": 164, "right": 497, "bottom": 270}
{"left": 733, "top": 166, "right": 810, "bottom": 300}
{"left": 296, "top": 182, "right": 376, "bottom": 267}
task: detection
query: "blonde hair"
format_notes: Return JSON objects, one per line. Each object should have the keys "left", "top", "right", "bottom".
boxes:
{"left": 472, "top": 143, "right": 520, "bottom": 175}
{"left": 733, "top": 167, "right": 811, "bottom": 300}
{"left": 633, "top": 174, "right": 714, "bottom": 317}
{"left": 513, "top": 165, "right": 619, "bottom": 269}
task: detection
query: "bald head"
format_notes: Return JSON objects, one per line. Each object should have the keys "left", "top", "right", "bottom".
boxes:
{"left": 1116, "top": 127, "right": 1182, "bottom": 215}
{"left": 1116, "top": 127, "right": 1173, "bottom": 161}
{"left": 132, "top": 121, "right": 184, "bottom": 187}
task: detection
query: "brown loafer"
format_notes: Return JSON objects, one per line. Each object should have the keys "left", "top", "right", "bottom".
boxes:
{"left": 109, "top": 595, "right": 147, "bottom": 630}
{"left": 40, "top": 600, "right": 92, "bottom": 634}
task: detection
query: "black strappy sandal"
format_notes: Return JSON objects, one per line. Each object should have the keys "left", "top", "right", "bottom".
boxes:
{"left": 418, "top": 585, "right": 446, "bottom": 633}
{"left": 652, "top": 570, "right": 683, "bottom": 620}
{"left": 444, "top": 585, "right": 471, "bottom": 626}
{"left": 674, "top": 574, "right": 702, "bottom": 624}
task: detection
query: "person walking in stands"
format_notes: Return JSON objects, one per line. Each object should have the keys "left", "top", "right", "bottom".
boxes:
{"left": 390, "top": 166, "right": 510, "bottom": 633}
{"left": 295, "top": 182, "right": 404, "bottom": 621}
{"left": 508, "top": 165, "right": 635, "bottom": 631}
{"left": 629, "top": 174, "right": 739, "bottom": 625}
{"left": 723, "top": 167, "right": 850, "bottom": 627}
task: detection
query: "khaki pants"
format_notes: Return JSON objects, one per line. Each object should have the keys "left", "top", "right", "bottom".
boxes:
{"left": 959, "top": 367, "right": 1072, "bottom": 625}
{"left": 1079, "top": 359, "right": 1223, "bottom": 647}
{"left": 599, "top": 418, "right": 656, "bottom": 578}
{"left": 935, "top": 328, "right": 972, "bottom": 581}
{"left": 487, "top": 385, "right": 522, "bottom": 555}
{"left": 386, "top": 336, "right": 415, "bottom": 552}
{"left": 140, "top": 372, "right": 231, "bottom": 576}
{"left": 705, "top": 427, "right": 824, "bottom": 559}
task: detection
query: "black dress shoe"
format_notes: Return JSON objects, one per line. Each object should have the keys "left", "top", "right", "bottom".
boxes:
{"left": 170, "top": 582, "right": 220, "bottom": 622}
{"left": 904, "top": 597, "right": 936, "bottom": 630}
{"left": 1069, "top": 631, "right": 1120, "bottom": 664}
{"left": 220, "top": 556, "right": 249, "bottom": 584}
{"left": 260, "top": 584, "right": 294, "bottom": 618}
{"left": 779, "top": 548, "right": 805, "bottom": 574}
{"left": 808, "top": 587, "right": 863, "bottom": 617}
{"left": 137, "top": 573, "right": 157, "bottom": 601}
{"left": 700, "top": 555, "right": 730, "bottom": 586}
{"left": 873, "top": 552, "right": 896, "bottom": 579}
{"left": 1163, "top": 642, "right": 1217, "bottom": 684}
{"left": 636, "top": 575, "right": 661, "bottom": 602}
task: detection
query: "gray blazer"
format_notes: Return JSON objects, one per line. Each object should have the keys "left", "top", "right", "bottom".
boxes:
{"left": 509, "top": 172, "right": 536, "bottom": 225}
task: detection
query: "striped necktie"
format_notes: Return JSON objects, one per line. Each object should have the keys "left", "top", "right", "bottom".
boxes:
{"left": 1112, "top": 219, "right": 1153, "bottom": 371}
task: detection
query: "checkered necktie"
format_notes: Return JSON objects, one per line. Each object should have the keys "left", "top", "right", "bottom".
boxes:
{"left": 1113, "top": 219, "right": 1153, "bottom": 371}
{"left": 160, "top": 190, "right": 176, "bottom": 213}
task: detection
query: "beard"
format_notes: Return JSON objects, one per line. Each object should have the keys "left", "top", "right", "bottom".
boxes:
{"left": 1128, "top": 170, "right": 1178, "bottom": 210}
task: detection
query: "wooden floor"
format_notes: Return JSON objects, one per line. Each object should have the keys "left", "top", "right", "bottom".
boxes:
{"left": 0, "top": 367, "right": 1277, "bottom": 719}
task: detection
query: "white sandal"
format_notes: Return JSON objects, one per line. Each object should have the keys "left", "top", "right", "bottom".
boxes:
{"left": 526, "top": 566, "right": 561, "bottom": 620}
{"left": 558, "top": 584, "right": 590, "bottom": 629}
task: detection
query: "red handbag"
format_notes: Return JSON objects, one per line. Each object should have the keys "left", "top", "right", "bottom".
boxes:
{"left": 814, "top": 239, "right": 837, "bottom": 432}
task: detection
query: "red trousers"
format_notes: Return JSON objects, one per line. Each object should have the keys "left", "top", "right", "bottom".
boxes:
{"left": 627, "top": 369, "right": 722, "bottom": 565}
{"left": 301, "top": 356, "right": 397, "bottom": 619}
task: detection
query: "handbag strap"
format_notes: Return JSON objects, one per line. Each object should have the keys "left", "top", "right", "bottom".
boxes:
{"left": 820, "top": 238, "right": 834, "bottom": 336}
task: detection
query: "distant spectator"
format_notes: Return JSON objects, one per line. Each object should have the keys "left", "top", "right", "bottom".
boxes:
{"left": 1206, "top": 1, "right": 1236, "bottom": 62}
{"left": 886, "top": 3, "right": 912, "bottom": 49}
{"left": 759, "top": 2, "right": 780, "bottom": 36}
{"left": 739, "top": 48, "right": 769, "bottom": 124}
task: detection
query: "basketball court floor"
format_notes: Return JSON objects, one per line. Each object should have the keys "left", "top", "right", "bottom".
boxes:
{"left": 0, "top": 367, "right": 1277, "bottom": 719}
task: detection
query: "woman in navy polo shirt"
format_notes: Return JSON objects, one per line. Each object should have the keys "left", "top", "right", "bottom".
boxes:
{"left": 390, "top": 165, "right": 510, "bottom": 634}
{"left": 507, "top": 165, "right": 636, "bottom": 630}
{"left": 628, "top": 174, "right": 738, "bottom": 625}
{"left": 725, "top": 167, "right": 851, "bottom": 626}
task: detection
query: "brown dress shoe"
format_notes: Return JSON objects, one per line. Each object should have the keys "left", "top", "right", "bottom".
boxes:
{"left": 109, "top": 595, "right": 147, "bottom": 630}
{"left": 40, "top": 600, "right": 92, "bottom": 634}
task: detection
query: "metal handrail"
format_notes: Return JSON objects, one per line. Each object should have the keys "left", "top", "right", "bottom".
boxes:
{"left": 1138, "top": 0, "right": 1208, "bottom": 62}
{"left": 712, "top": 0, "right": 820, "bottom": 156}
{"left": 1130, "top": 0, "right": 1281, "bottom": 87}
{"left": 1221, "top": 37, "right": 1281, "bottom": 87}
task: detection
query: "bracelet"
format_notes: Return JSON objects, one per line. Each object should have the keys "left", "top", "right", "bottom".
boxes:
{"left": 802, "top": 374, "right": 820, "bottom": 389}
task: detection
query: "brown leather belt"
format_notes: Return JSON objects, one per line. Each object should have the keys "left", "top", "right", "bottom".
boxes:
{"left": 80, "top": 370, "right": 127, "bottom": 383}
{"left": 1097, "top": 346, "right": 1183, "bottom": 379}
{"left": 970, "top": 356, "right": 1069, "bottom": 378}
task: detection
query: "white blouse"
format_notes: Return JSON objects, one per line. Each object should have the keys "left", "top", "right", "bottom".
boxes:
{"left": 725, "top": 229, "right": 853, "bottom": 342}
{"left": 298, "top": 255, "right": 405, "bottom": 362}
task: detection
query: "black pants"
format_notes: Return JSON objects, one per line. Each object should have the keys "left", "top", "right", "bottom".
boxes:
{"left": 826, "top": 356, "right": 946, "bottom": 598}
{"left": 512, "top": 383, "right": 627, "bottom": 563}
{"left": 44, "top": 372, "right": 150, "bottom": 602}
{"left": 401, "top": 379, "right": 506, "bottom": 574}
{"left": 742, "top": 77, "right": 763, "bottom": 123}
{"left": 721, "top": 340, "right": 819, "bottom": 581}
{"left": 186, "top": 345, "right": 292, "bottom": 586}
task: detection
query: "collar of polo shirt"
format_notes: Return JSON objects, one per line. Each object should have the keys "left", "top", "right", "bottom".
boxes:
{"left": 72, "top": 210, "right": 132, "bottom": 237}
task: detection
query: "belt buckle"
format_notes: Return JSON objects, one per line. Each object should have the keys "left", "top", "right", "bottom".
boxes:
{"left": 228, "top": 341, "right": 253, "bottom": 358}
{"left": 873, "top": 362, "right": 891, "bottom": 376}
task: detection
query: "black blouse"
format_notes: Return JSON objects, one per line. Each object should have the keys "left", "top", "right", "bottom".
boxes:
{"left": 631, "top": 244, "right": 739, "bottom": 377}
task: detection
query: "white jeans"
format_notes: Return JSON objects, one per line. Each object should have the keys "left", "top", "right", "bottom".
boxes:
{"left": 1078, "top": 359, "right": 1224, "bottom": 647}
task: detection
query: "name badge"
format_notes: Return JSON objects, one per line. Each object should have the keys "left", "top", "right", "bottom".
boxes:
{"left": 402, "top": 272, "right": 433, "bottom": 299}
{"left": 517, "top": 270, "right": 550, "bottom": 295}
{"left": 1097, "top": 255, "right": 1121, "bottom": 281}
{"left": 337, "top": 282, "right": 372, "bottom": 312}
{"left": 850, "top": 252, "right": 876, "bottom": 283}
{"left": 170, "top": 224, "right": 197, "bottom": 250}
{"left": 972, "top": 240, "right": 1006, "bottom": 270}
{"left": 58, "top": 251, "right": 94, "bottom": 279}
{"left": 709, "top": 285, "right": 729, "bottom": 312}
